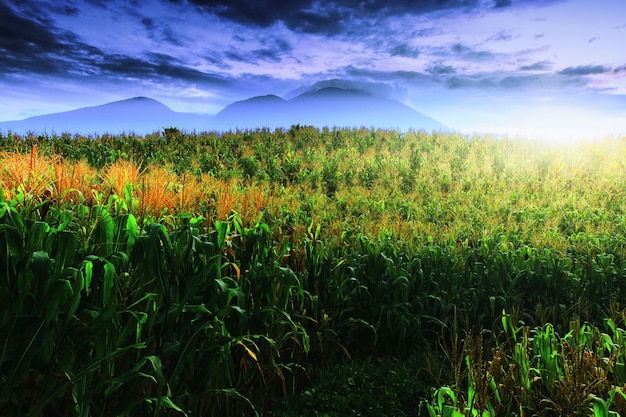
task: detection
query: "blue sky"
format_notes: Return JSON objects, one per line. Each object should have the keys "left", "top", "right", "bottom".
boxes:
{"left": 1, "top": 0, "right": 626, "bottom": 140}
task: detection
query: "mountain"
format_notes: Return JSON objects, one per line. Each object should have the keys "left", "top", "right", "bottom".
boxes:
{"left": 0, "top": 88, "right": 449, "bottom": 135}
{"left": 211, "top": 95, "right": 288, "bottom": 130}
{"left": 0, "top": 97, "right": 210, "bottom": 135}
{"left": 291, "top": 87, "right": 448, "bottom": 131}
{"left": 211, "top": 87, "right": 449, "bottom": 131}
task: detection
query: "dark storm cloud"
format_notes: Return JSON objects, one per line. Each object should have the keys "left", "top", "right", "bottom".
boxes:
{"left": 85, "top": 0, "right": 109, "bottom": 7}
{"left": 46, "top": 3, "right": 80, "bottom": 16}
{"left": 615, "top": 65, "right": 626, "bottom": 73}
{"left": 182, "top": 0, "right": 346, "bottom": 34}
{"left": 558, "top": 65, "right": 610, "bottom": 76}
{"left": 175, "top": 0, "right": 545, "bottom": 34}
{"left": 99, "top": 52, "right": 232, "bottom": 85}
{"left": 141, "top": 17, "right": 155, "bottom": 29}
{"left": 520, "top": 60, "right": 552, "bottom": 71}
{"left": 0, "top": 2, "right": 93, "bottom": 74}
{"left": 0, "top": 2, "right": 230, "bottom": 87}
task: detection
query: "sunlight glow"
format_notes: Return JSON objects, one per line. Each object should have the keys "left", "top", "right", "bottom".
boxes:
{"left": 480, "top": 104, "right": 626, "bottom": 145}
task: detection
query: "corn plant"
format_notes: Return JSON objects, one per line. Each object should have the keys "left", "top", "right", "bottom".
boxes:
{"left": 427, "top": 311, "right": 626, "bottom": 416}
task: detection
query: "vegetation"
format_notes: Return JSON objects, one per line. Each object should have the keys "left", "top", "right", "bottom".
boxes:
{"left": 1, "top": 127, "right": 625, "bottom": 416}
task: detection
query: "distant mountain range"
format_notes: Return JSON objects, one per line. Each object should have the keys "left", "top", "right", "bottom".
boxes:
{"left": 0, "top": 87, "right": 449, "bottom": 135}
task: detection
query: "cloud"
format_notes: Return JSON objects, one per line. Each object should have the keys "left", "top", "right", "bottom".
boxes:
{"left": 97, "top": 52, "right": 232, "bottom": 86}
{"left": 446, "top": 76, "right": 496, "bottom": 90}
{"left": 558, "top": 65, "right": 610, "bottom": 76}
{"left": 487, "top": 30, "right": 517, "bottom": 42}
{"left": 223, "top": 38, "right": 293, "bottom": 65}
{"left": 46, "top": 3, "right": 80, "bottom": 16}
{"left": 426, "top": 64, "right": 456, "bottom": 75}
{"left": 445, "top": 72, "right": 589, "bottom": 90}
{"left": 344, "top": 66, "right": 431, "bottom": 83}
{"left": 225, "top": 49, "right": 283, "bottom": 64}
{"left": 174, "top": 0, "right": 542, "bottom": 35}
{"left": 411, "top": 27, "right": 441, "bottom": 38}
{"left": 0, "top": 2, "right": 232, "bottom": 89}
{"left": 141, "top": 17, "right": 185, "bottom": 46}
{"left": 448, "top": 43, "right": 496, "bottom": 61}
{"left": 389, "top": 43, "right": 420, "bottom": 58}
{"left": 519, "top": 60, "right": 552, "bottom": 71}
{"left": 182, "top": 0, "right": 347, "bottom": 34}
{"left": 85, "top": 0, "right": 109, "bottom": 8}
{"left": 299, "top": 78, "right": 399, "bottom": 99}
{"left": 0, "top": 2, "right": 84, "bottom": 74}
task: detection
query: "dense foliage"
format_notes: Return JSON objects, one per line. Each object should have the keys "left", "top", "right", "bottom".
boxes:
{"left": 1, "top": 127, "right": 625, "bottom": 416}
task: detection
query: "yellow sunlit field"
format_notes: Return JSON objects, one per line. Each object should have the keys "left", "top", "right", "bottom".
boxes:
{"left": 2, "top": 127, "right": 626, "bottom": 416}
{"left": 2, "top": 128, "right": 625, "bottom": 254}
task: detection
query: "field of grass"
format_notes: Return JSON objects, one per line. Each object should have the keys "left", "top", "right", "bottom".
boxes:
{"left": 1, "top": 127, "right": 626, "bottom": 416}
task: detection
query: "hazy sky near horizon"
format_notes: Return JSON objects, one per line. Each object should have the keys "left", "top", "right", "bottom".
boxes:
{"left": 1, "top": 0, "right": 626, "bottom": 139}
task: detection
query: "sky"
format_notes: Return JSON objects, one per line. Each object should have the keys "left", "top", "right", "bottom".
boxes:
{"left": 1, "top": 0, "right": 626, "bottom": 140}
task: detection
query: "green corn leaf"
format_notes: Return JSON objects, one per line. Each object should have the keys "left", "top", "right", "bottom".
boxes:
{"left": 82, "top": 258, "right": 93, "bottom": 296}
{"left": 436, "top": 387, "right": 456, "bottom": 409}
{"left": 44, "top": 278, "right": 73, "bottom": 323}
{"left": 117, "top": 213, "right": 138, "bottom": 252}
{"left": 213, "top": 388, "right": 259, "bottom": 417}
{"left": 27, "top": 221, "right": 51, "bottom": 253}
{"left": 55, "top": 230, "right": 79, "bottom": 277}
{"left": 102, "top": 259, "right": 115, "bottom": 305}
{"left": 30, "top": 250, "right": 52, "bottom": 279}
{"left": 66, "top": 267, "right": 84, "bottom": 321}
{"left": 0, "top": 319, "right": 45, "bottom": 402}
{"left": 145, "top": 396, "right": 188, "bottom": 416}
{"left": 215, "top": 220, "right": 229, "bottom": 248}
{"left": 116, "top": 310, "right": 148, "bottom": 347}
{"left": 466, "top": 355, "right": 476, "bottom": 409}
{"left": 91, "top": 205, "right": 115, "bottom": 255}
{"left": 144, "top": 355, "right": 165, "bottom": 388}
{"left": 589, "top": 394, "right": 609, "bottom": 417}
{"left": 31, "top": 342, "right": 147, "bottom": 416}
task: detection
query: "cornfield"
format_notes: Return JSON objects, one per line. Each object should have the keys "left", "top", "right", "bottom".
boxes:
{"left": 1, "top": 127, "right": 626, "bottom": 416}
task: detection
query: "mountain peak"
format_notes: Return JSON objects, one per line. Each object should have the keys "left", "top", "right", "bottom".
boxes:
{"left": 295, "top": 87, "right": 371, "bottom": 100}
{"left": 242, "top": 94, "right": 285, "bottom": 102}
{"left": 101, "top": 96, "right": 173, "bottom": 112}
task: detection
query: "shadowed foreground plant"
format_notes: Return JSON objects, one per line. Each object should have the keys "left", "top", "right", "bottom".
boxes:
{"left": 426, "top": 311, "right": 626, "bottom": 416}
